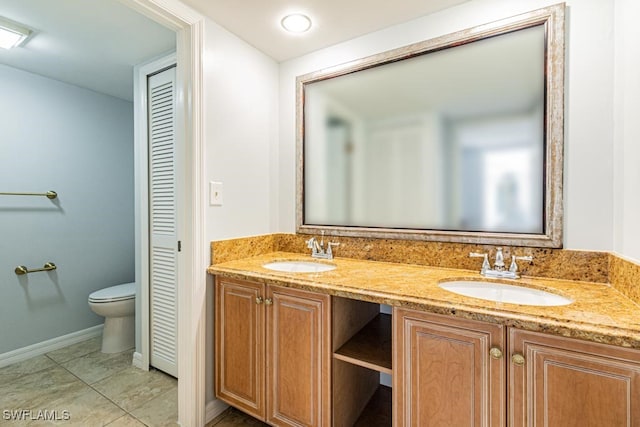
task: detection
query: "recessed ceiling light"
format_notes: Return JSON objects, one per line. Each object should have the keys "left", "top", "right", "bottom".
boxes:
{"left": 281, "top": 14, "right": 312, "bottom": 33}
{"left": 0, "top": 16, "right": 32, "bottom": 50}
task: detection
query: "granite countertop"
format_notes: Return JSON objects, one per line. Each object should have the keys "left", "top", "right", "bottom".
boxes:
{"left": 208, "top": 251, "right": 640, "bottom": 349}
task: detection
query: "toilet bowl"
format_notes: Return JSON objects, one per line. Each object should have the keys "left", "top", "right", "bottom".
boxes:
{"left": 89, "top": 283, "right": 135, "bottom": 353}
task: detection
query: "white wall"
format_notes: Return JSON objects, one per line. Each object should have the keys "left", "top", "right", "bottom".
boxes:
{"left": 278, "top": 0, "right": 617, "bottom": 251}
{"left": 0, "top": 64, "right": 134, "bottom": 354}
{"left": 614, "top": 0, "right": 640, "bottom": 262}
{"left": 204, "top": 18, "right": 280, "bottom": 241}
{"left": 202, "top": 17, "right": 279, "bottom": 404}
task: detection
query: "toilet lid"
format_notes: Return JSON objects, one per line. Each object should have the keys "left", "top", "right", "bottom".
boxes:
{"left": 89, "top": 282, "right": 135, "bottom": 303}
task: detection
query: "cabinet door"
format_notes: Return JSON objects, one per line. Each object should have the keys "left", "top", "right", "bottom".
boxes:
{"left": 509, "top": 329, "right": 640, "bottom": 427}
{"left": 266, "top": 285, "right": 331, "bottom": 427}
{"left": 215, "top": 277, "right": 265, "bottom": 420}
{"left": 394, "top": 308, "right": 506, "bottom": 427}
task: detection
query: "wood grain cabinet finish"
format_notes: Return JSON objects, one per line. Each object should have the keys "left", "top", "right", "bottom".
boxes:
{"left": 215, "top": 277, "right": 331, "bottom": 427}
{"left": 215, "top": 277, "right": 265, "bottom": 419}
{"left": 266, "top": 286, "right": 331, "bottom": 427}
{"left": 509, "top": 329, "right": 640, "bottom": 427}
{"left": 394, "top": 308, "right": 506, "bottom": 427}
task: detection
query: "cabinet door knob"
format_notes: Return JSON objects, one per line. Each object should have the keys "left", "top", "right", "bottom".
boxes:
{"left": 264, "top": 298, "right": 273, "bottom": 306}
{"left": 512, "top": 353, "right": 526, "bottom": 366}
{"left": 256, "top": 297, "right": 264, "bottom": 305}
{"left": 489, "top": 347, "right": 503, "bottom": 359}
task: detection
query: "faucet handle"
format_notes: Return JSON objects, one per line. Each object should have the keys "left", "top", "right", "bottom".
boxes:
{"left": 470, "top": 252, "right": 490, "bottom": 274}
{"left": 305, "top": 237, "right": 316, "bottom": 249}
{"left": 509, "top": 255, "right": 533, "bottom": 273}
{"left": 327, "top": 242, "right": 340, "bottom": 258}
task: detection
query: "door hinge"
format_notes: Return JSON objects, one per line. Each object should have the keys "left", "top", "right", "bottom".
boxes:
{"left": 178, "top": 240, "right": 182, "bottom": 252}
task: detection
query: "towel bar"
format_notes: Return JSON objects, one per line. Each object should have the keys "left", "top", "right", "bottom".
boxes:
{"left": 0, "top": 191, "right": 57, "bottom": 199}
{"left": 15, "top": 262, "right": 57, "bottom": 275}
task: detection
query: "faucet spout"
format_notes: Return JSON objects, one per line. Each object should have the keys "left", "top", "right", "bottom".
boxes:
{"left": 306, "top": 232, "right": 339, "bottom": 260}
{"left": 494, "top": 247, "right": 505, "bottom": 271}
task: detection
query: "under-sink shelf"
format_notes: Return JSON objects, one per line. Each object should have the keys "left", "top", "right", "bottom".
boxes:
{"left": 334, "top": 313, "right": 392, "bottom": 374}
{"left": 354, "top": 385, "right": 392, "bottom": 427}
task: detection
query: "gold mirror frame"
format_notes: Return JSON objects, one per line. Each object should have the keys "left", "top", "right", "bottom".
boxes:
{"left": 296, "top": 4, "right": 565, "bottom": 248}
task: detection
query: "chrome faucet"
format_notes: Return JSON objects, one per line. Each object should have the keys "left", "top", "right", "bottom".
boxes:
{"left": 469, "top": 247, "right": 532, "bottom": 279}
{"left": 305, "top": 231, "right": 339, "bottom": 260}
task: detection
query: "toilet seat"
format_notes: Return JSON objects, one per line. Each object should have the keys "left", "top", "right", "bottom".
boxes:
{"left": 89, "top": 282, "right": 135, "bottom": 303}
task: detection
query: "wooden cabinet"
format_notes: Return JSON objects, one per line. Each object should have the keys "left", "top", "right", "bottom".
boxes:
{"left": 393, "top": 308, "right": 506, "bottom": 427}
{"left": 509, "top": 329, "right": 640, "bottom": 427}
{"left": 215, "top": 277, "right": 331, "bottom": 427}
{"left": 394, "top": 308, "right": 640, "bottom": 427}
{"left": 215, "top": 277, "right": 640, "bottom": 427}
{"left": 215, "top": 277, "right": 264, "bottom": 417}
{"left": 266, "top": 285, "right": 331, "bottom": 426}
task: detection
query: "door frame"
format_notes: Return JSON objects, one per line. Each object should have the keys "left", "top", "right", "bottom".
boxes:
{"left": 125, "top": 0, "right": 206, "bottom": 425}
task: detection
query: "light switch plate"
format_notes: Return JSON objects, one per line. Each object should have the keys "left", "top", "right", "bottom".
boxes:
{"left": 210, "top": 181, "right": 223, "bottom": 206}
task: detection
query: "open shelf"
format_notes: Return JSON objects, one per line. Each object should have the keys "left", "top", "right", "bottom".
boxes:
{"left": 334, "top": 313, "right": 392, "bottom": 374}
{"left": 354, "top": 385, "right": 392, "bottom": 427}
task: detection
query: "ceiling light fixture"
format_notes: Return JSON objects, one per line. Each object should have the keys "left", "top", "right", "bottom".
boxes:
{"left": 280, "top": 14, "right": 312, "bottom": 33}
{"left": 0, "top": 16, "right": 32, "bottom": 50}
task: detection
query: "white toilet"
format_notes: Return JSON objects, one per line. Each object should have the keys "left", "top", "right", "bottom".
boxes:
{"left": 88, "top": 283, "right": 136, "bottom": 353}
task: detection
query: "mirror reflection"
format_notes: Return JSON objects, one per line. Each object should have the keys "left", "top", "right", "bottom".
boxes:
{"left": 304, "top": 24, "right": 545, "bottom": 234}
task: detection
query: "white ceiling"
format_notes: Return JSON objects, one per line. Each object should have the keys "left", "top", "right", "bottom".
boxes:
{"left": 0, "top": 0, "right": 469, "bottom": 101}
{"left": 182, "top": 0, "right": 469, "bottom": 62}
{"left": 0, "top": 0, "right": 175, "bottom": 101}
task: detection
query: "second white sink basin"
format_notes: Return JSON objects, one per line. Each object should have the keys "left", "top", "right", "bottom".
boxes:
{"left": 263, "top": 261, "right": 336, "bottom": 273}
{"left": 439, "top": 280, "right": 573, "bottom": 306}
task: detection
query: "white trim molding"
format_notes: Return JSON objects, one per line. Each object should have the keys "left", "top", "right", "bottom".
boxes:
{"left": 132, "top": 351, "right": 147, "bottom": 370}
{"left": 119, "top": 1, "right": 206, "bottom": 426}
{"left": 0, "top": 325, "right": 103, "bottom": 368}
{"left": 206, "top": 400, "right": 229, "bottom": 424}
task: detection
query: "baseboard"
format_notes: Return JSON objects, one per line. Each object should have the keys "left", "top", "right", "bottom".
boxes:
{"left": 0, "top": 325, "right": 103, "bottom": 368}
{"left": 132, "top": 351, "right": 148, "bottom": 370}
{"left": 205, "top": 399, "right": 229, "bottom": 424}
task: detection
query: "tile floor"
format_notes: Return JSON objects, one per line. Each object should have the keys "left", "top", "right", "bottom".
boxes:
{"left": 0, "top": 337, "right": 263, "bottom": 427}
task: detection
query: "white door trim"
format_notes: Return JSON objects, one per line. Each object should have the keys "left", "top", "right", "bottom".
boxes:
{"left": 123, "top": 1, "right": 206, "bottom": 425}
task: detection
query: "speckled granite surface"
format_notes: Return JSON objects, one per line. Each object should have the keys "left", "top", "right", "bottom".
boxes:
{"left": 212, "top": 234, "right": 610, "bottom": 282}
{"left": 209, "top": 234, "right": 640, "bottom": 348}
{"left": 610, "top": 254, "right": 640, "bottom": 305}
{"left": 211, "top": 234, "right": 278, "bottom": 264}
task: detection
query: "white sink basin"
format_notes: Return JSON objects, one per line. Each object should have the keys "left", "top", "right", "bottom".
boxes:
{"left": 262, "top": 261, "right": 336, "bottom": 273}
{"left": 439, "top": 280, "right": 573, "bottom": 306}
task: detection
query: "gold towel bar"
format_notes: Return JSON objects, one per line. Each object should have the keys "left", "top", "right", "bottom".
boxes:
{"left": 0, "top": 191, "right": 57, "bottom": 199}
{"left": 15, "top": 262, "right": 57, "bottom": 275}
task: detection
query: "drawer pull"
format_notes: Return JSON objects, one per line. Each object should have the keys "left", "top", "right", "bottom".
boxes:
{"left": 512, "top": 353, "right": 526, "bottom": 366}
{"left": 264, "top": 298, "right": 273, "bottom": 306}
{"left": 489, "top": 347, "right": 503, "bottom": 359}
{"left": 256, "top": 297, "right": 264, "bottom": 305}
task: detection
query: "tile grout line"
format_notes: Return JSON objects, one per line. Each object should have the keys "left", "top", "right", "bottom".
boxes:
{"left": 13, "top": 341, "right": 179, "bottom": 427}
{"left": 45, "top": 350, "right": 153, "bottom": 427}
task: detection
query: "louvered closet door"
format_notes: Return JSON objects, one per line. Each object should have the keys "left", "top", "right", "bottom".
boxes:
{"left": 148, "top": 66, "right": 178, "bottom": 377}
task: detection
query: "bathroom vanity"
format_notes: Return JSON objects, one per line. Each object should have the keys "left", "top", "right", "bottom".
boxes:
{"left": 209, "top": 250, "right": 640, "bottom": 427}
{"left": 210, "top": 4, "right": 640, "bottom": 425}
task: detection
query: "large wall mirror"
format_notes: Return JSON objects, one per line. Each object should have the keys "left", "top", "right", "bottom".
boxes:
{"left": 297, "top": 4, "right": 564, "bottom": 248}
